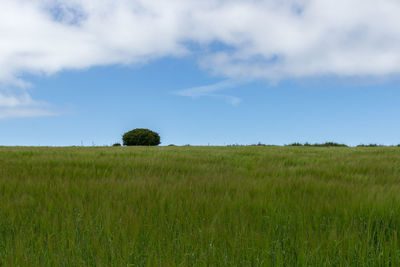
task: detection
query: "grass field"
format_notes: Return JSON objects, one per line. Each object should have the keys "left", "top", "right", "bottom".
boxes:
{"left": 1, "top": 146, "right": 400, "bottom": 266}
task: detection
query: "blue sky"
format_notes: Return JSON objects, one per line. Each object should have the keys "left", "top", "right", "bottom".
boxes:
{"left": 2, "top": 0, "right": 400, "bottom": 146}
{"left": 2, "top": 58, "right": 400, "bottom": 146}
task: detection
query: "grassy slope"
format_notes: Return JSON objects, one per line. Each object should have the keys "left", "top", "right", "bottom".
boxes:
{"left": 0, "top": 146, "right": 400, "bottom": 266}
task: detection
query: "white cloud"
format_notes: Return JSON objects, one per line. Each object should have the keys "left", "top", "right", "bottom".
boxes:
{"left": 0, "top": 107, "right": 56, "bottom": 119}
{"left": 0, "top": 92, "right": 56, "bottom": 118}
{"left": 175, "top": 80, "right": 242, "bottom": 106}
{"left": 2, "top": 0, "right": 400, "bottom": 114}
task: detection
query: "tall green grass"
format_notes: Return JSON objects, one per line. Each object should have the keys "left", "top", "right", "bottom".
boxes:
{"left": 0, "top": 146, "right": 400, "bottom": 266}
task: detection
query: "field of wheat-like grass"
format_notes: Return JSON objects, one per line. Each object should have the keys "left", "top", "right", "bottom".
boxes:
{"left": 0, "top": 146, "right": 400, "bottom": 266}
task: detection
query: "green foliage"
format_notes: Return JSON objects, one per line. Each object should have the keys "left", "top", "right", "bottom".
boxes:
{"left": 357, "top": 144, "right": 377, "bottom": 147}
{"left": 122, "top": 128, "right": 160, "bottom": 146}
{"left": 313, "top": 142, "right": 347, "bottom": 147}
{"left": 112, "top": 143, "right": 121, "bottom": 147}
{"left": 286, "top": 142, "right": 348, "bottom": 147}
{"left": 0, "top": 146, "right": 400, "bottom": 265}
{"left": 287, "top": 142, "right": 303, "bottom": 146}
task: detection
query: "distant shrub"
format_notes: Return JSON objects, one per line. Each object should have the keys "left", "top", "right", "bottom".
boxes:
{"left": 315, "top": 142, "right": 347, "bottom": 147}
{"left": 122, "top": 128, "right": 161, "bottom": 146}
{"left": 112, "top": 143, "right": 121, "bottom": 147}
{"left": 168, "top": 144, "right": 176, "bottom": 146}
{"left": 357, "top": 144, "right": 379, "bottom": 147}
{"left": 227, "top": 144, "right": 244, "bottom": 147}
{"left": 249, "top": 143, "right": 276, "bottom": 147}
{"left": 287, "top": 142, "right": 303, "bottom": 146}
{"left": 285, "top": 142, "right": 347, "bottom": 147}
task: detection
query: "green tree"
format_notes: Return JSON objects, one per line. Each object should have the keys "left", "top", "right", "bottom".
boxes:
{"left": 122, "top": 128, "right": 160, "bottom": 146}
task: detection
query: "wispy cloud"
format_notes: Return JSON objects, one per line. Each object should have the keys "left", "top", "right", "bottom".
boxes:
{"left": 0, "top": 107, "right": 56, "bottom": 119}
{"left": 174, "top": 80, "right": 242, "bottom": 106}
{"left": 0, "top": 92, "right": 56, "bottom": 119}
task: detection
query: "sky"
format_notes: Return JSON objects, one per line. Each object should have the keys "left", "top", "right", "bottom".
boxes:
{"left": 1, "top": 0, "right": 400, "bottom": 146}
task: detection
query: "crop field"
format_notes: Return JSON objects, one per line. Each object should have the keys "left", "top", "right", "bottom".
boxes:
{"left": 1, "top": 146, "right": 400, "bottom": 266}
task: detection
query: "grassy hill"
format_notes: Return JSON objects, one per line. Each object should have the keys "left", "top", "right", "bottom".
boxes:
{"left": 0, "top": 146, "right": 400, "bottom": 266}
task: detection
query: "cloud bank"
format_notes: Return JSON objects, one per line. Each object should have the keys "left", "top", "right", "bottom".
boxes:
{"left": 2, "top": 0, "right": 400, "bottom": 115}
